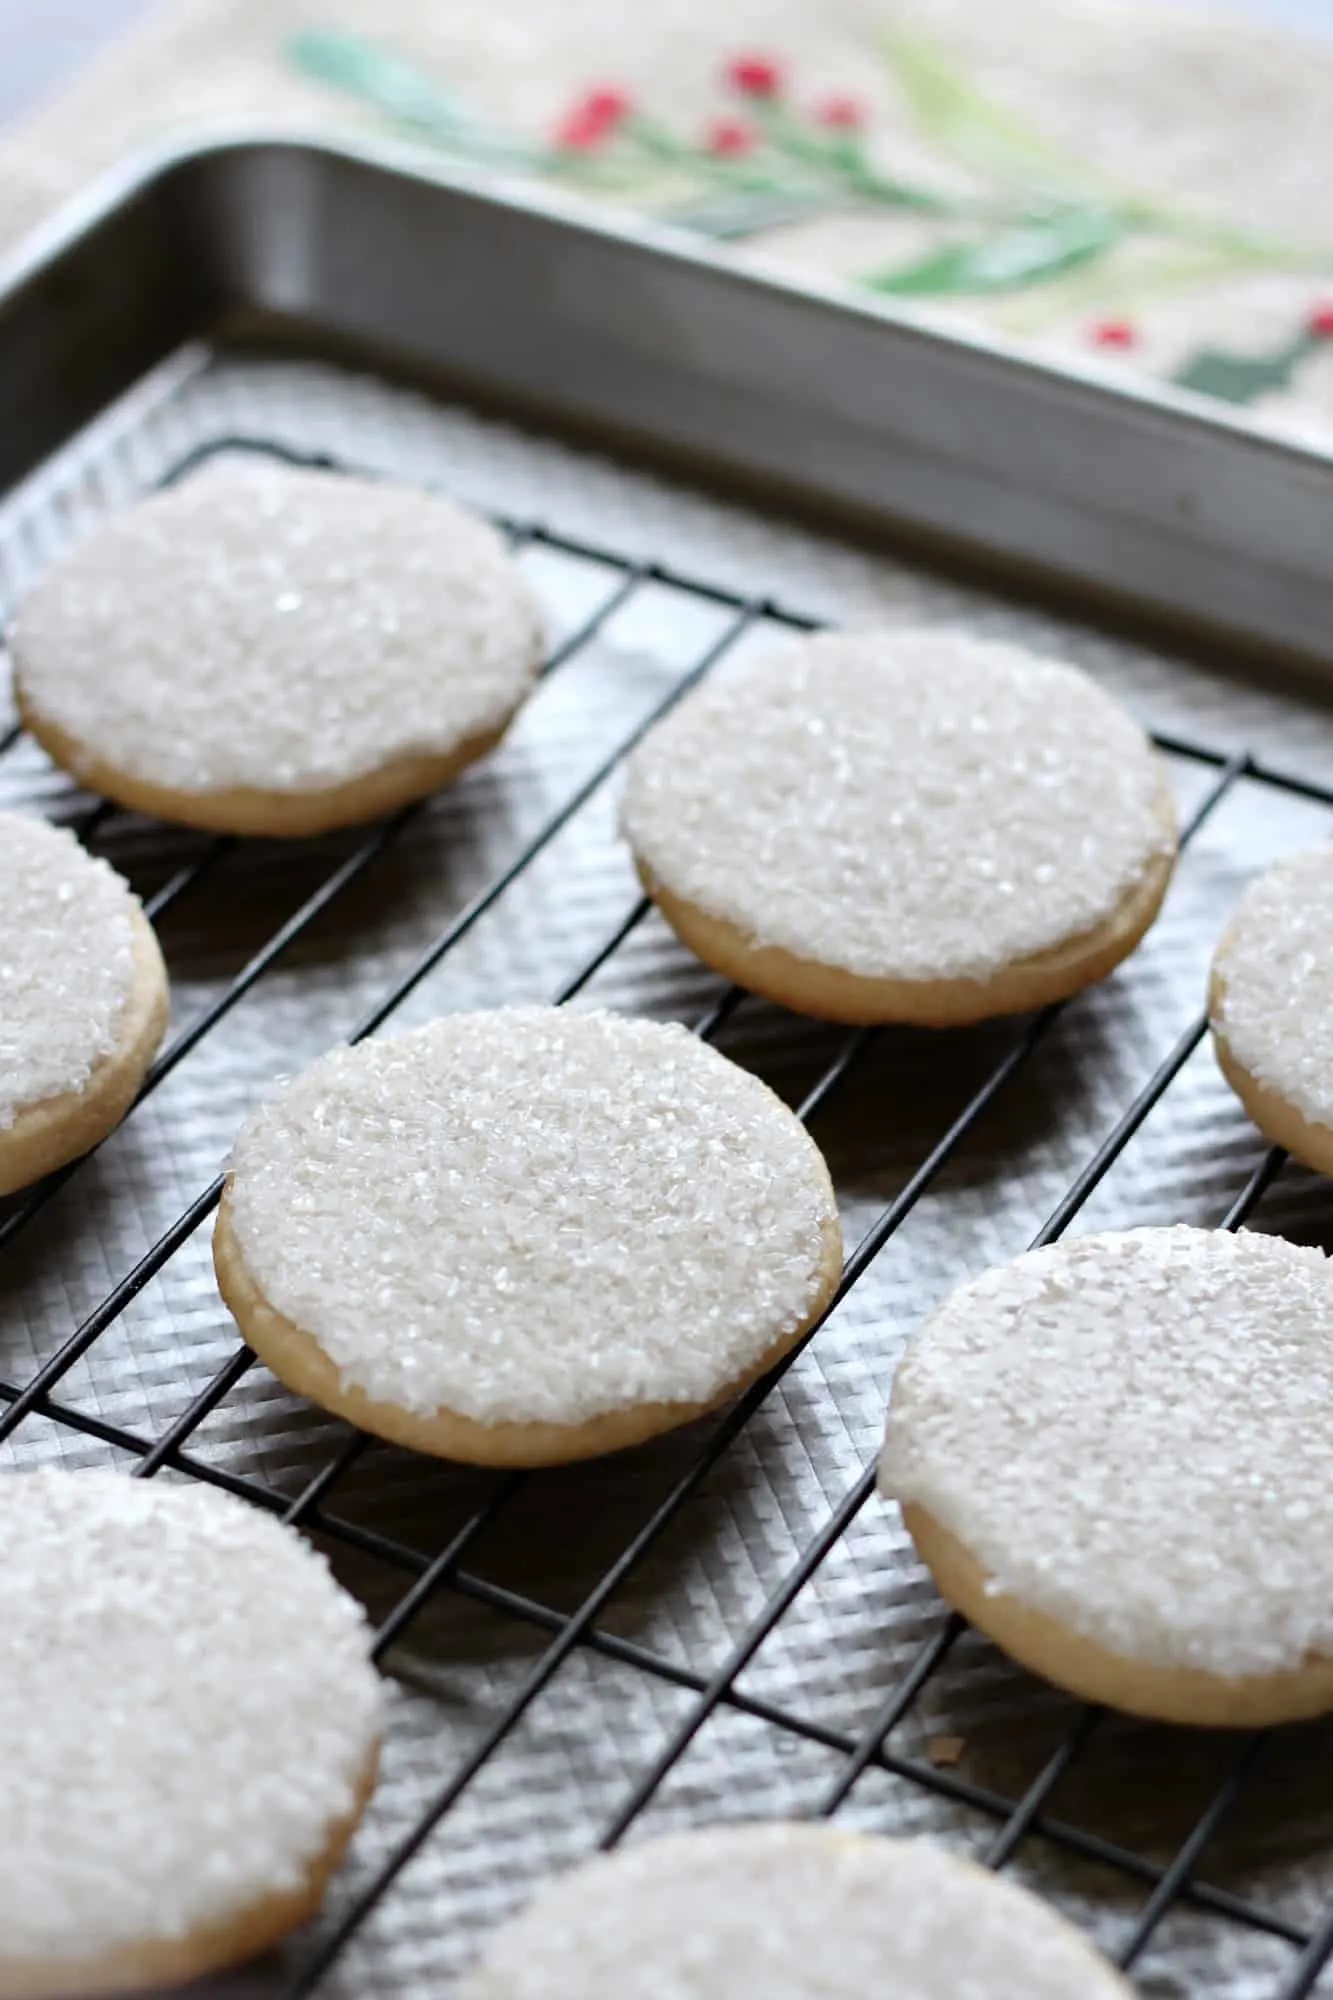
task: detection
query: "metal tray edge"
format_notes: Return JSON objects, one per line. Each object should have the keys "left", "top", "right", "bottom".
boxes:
{"left": 1, "top": 130, "right": 1331, "bottom": 677}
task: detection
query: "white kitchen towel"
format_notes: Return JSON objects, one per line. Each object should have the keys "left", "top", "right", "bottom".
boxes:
{"left": 3, "top": 0, "right": 1333, "bottom": 442}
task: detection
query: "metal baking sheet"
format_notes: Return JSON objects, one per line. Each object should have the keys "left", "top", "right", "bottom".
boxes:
{"left": 2, "top": 140, "right": 1333, "bottom": 1999}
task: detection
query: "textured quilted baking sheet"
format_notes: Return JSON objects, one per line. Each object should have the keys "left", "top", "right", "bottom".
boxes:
{"left": 5, "top": 343, "right": 1333, "bottom": 2000}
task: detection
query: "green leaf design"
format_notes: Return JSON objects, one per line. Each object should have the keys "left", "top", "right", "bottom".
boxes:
{"left": 750, "top": 98, "right": 951, "bottom": 213}
{"left": 289, "top": 30, "right": 468, "bottom": 136}
{"left": 665, "top": 192, "right": 836, "bottom": 240}
{"left": 880, "top": 27, "right": 1097, "bottom": 191}
{"left": 868, "top": 207, "right": 1124, "bottom": 297}
{"left": 1172, "top": 331, "right": 1318, "bottom": 406}
{"left": 287, "top": 29, "right": 543, "bottom": 170}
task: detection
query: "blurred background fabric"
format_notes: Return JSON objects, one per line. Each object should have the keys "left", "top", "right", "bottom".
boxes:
{"left": 1, "top": 0, "right": 1332, "bottom": 440}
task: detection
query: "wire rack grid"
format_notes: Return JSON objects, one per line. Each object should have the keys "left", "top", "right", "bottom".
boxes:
{"left": 3, "top": 400, "right": 1333, "bottom": 2000}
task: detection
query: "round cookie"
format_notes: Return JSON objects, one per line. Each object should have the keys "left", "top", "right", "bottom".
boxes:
{"left": 215, "top": 1007, "right": 842, "bottom": 1467}
{"left": 0, "top": 810, "right": 169, "bottom": 1196}
{"left": 0, "top": 1468, "right": 381, "bottom": 1997}
{"left": 1209, "top": 844, "right": 1333, "bottom": 1174}
{"left": 460, "top": 1823, "right": 1132, "bottom": 1998}
{"left": 11, "top": 461, "right": 545, "bottom": 837}
{"left": 882, "top": 1226, "right": 1333, "bottom": 1726}
{"left": 621, "top": 629, "right": 1177, "bottom": 1027}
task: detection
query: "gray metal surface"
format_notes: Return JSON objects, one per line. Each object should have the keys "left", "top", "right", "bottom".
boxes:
{"left": 6, "top": 138, "right": 1333, "bottom": 673}
{"left": 3, "top": 149, "right": 1333, "bottom": 1998}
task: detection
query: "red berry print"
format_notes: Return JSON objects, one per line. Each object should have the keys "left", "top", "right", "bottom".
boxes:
{"left": 1090, "top": 319, "right": 1138, "bottom": 350}
{"left": 727, "top": 54, "right": 783, "bottom": 99}
{"left": 553, "top": 86, "right": 632, "bottom": 152}
{"left": 707, "top": 117, "right": 755, "bottom": 158}
{"left": 815, "top": 94, "right": 864, "bottom": 131}
{"left": 1307, "top": 303, "right": 1333, "bottom": 338}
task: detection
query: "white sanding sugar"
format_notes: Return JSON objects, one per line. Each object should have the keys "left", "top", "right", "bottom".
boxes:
{"left": 882, "top": 1226, "right": 1333, "bottom": 1680}
{"left": 0, "top": 1469, "right": 381, "bottom": 1964}
{"left": 12, "top": 462, "right": 545, "bottom": 795}
{"left": 1212, "top": 846, "right": 1333, "bottom": 1129}
{"left": 621, "top": 630, "right": 1173, "bottom": 984}
{"left": 226, "top": 1008, "right": 837, "bottom": 1428}
{"left": 461, "top": 1824, "right": 1130, "bottom": 1998}
{"left": 0, "top": 809, "right": 138, "bottom": 1128}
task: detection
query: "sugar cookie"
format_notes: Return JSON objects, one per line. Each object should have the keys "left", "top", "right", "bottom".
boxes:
{"left": 0, "top": 810, "right": 169, "bottom": 1196}
{"left": 621, "top": 630, "right": 1177, "bottom": 1026}
{"left": 460, "top": 1823, "right": 1132, "bottom": 1998}
{"left": 215, "top": 1008, "right": 842, "bottom": 1466}
{"left": 882, "top": 1226, "right": 1333, "bottom": 1726}
{"left": 0, "top": 1469, "right": 381, "bottom": 1998}
{"left": 1209, "top": 845, "right": 1333, "bottom": 1174}
{"left": 12, "top": 462, "right": 544, "bottom": 837}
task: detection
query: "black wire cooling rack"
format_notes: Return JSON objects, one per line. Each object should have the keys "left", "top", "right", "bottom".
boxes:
{"left": 4, "top": 425, "right": 1333, "bottom": 1998}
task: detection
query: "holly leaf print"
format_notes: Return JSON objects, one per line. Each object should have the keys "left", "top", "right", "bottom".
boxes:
{"left": 288, "top": 29, "right": 539, "bottom": 168}
{"left": 1172, "top": 330, "right": 1321, "bottom": 406}
{"left": 868, "top": 206, "right": 1125, "bottom": 297}
{"left": 880, "top": 27, "right": 1101, "bottom": 193}
{"left": 290, "top": 31, "right": 468, "bottom": 136}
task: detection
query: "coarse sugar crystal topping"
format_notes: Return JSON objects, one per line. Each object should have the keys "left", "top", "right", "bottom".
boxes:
{"left": 461, "top": 1824, "right": 1130, "bottom": 1998}
{"left": 621, "top": 630, "right": 1173, "bottom": 983}
{"left": 882, "top": 1225, "right": 1333, "bottom": 1678}
{"left": 0, "top": 1470, "right": 381, "bottom": 1961}
{"left": 0, "top": 810, "right": 138, "bottom": 1127}
{"left": 1212, "top": 845, "right": 1333, "bottom": 1128}
{"left": 12, "top": 462, "right": 545, "bottom": 795}
{"left": 225, "top": 1007, "right": 838, "bottom": 1427}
